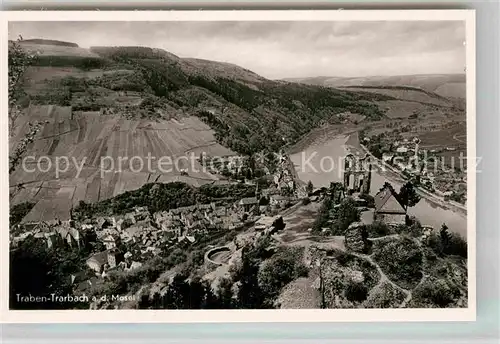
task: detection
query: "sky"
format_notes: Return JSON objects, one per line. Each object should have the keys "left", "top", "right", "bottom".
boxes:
{"left": 8, "top": 21, "right": 466, "bottom": 79}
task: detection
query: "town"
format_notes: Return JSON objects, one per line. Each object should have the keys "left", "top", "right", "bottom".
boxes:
{"left": 10, "top": 141, "right": 467, "bottom": 309}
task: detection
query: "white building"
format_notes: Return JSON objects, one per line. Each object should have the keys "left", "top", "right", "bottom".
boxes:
{"left": 396, "top": 146, "right": 408, "bottom": 154}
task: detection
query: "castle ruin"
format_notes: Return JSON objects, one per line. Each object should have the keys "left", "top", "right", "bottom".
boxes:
{"left": 343, "top": 153, "right": 372, "bottom": 194}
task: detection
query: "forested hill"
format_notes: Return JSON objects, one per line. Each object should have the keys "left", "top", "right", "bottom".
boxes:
{"left": 20, "top": 41, "right": 391, "bottom": 155}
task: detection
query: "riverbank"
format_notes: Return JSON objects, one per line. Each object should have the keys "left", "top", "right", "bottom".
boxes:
{"left": 288, "top": 124, "right": 467, "bottom": 237}
{"left": 286, "top": 123, "right": 359, "bottom": 155}
{"left": 345, "top": 131, "right": 467, "bottom": 216}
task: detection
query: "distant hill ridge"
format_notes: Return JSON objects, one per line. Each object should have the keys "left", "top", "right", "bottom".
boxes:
{"left": 341, "top": 85, "right": 451, "bottom": 102}
{"left": 21, "top": 39, "right": 79, "bottom": 47}
{"left": 283, "top": 74, "right": 466, "bottom": 100}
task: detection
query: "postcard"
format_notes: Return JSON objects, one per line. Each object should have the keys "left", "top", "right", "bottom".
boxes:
{"left": 1, "top": 9, "right": 476, "bottom": 323}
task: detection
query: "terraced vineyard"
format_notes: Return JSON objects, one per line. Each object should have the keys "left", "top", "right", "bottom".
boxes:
{"left": 10, "top": 105, "right": 234, "bottom": 223}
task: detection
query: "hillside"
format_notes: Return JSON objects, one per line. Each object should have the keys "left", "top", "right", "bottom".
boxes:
{"left": 10, "top": 39, "right": 392, "bottom": 223}
{"left": 284, "top": 74, "right": 466, "bottom": 114}
{"left": 17, "top": 40, "right": 393, "bottom": 155}
{"left": 20, "top": 39, "right": 79, "bottom": 47}
{"left": 10, "top": 105, "right": 234, "bottom": 223}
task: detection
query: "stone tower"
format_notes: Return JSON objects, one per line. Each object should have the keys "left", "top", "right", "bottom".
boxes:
{"left": 343, "top": 153, "right": 372, "bottom": 194}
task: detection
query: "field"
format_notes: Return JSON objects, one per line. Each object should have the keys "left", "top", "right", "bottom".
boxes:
{"left": 411, "top": 123, "right": 466, "bottom": 148}
{"left": 375, "top": 100, "right": 436, "bottom": 119}
{"left": 10, "top": 106, "right": 236, "bottom": 223}
{"left": 434, "top": 82, "right": 466, "bottom": 99}
{"left": 402, "top": 122, "right": 467, "bottom": 165}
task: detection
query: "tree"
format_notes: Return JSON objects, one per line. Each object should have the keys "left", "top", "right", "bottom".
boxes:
{"left": 332, "top": 198, "right": 361, "bottom": 234}
{"left": 368, "top": 143, "right": 383, "bottom": 159}
{"left": 216, "top": 277, "right": 236, "bottom": 309}
{"left": 345, "top": 281, "right": 369, "bottom": 303}
{"left": 8, "top": 38, "right": 38, "bottom": 175}
{"left": 306, "top": 180, "right": 314, "bottom": 195}
{"left": 237, "top": 247, "right": 264, "bottom": 308}
{"left": 10, "top": 236, "right": 91, "bottom": 309}
{"left": 380, "top": 182, "right": 396, "bottom": 194}
{"left": 329, "top": 182, "right": 344, "bottom": 205}
{"left": 9, "top": 202, "right": 35, "bottom": 227}
{"left": 257, "top": 251, "right": 307, "bottom": 306}
{"left": 438, "top": 223, "right": 467, "bottom": 258}
{"left": 8, "top": 37, "right": 37, "bottom": 137}
{"left": 272, "top": 216, "right": 286, "bottom": 231}
{"left": 312, "top": 196, "right": 332, "bottom": 232}
{"left": 398, "top": 182, "right": 421, "bottom": 210}
{"left": 259, "top": 196, "right": 269, "bottom": 206}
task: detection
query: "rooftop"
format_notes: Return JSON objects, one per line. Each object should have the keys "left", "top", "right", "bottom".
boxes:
{"left": 239, "top": 197, "right": 258, "bottom": 205}
{"left": 374, "top": 186, "right": 406, "bottom": 214}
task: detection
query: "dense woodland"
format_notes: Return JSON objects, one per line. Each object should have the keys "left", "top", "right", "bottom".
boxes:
{"left": 9, "top": 42, "right": 469, "bottom": 310}
{"left": 73, "top": 182, "right": 256, "bottom": 220}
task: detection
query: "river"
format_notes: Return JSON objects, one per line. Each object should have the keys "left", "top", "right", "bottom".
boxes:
{"left": 289, "top": 133, "right": 467, "bottom": 238}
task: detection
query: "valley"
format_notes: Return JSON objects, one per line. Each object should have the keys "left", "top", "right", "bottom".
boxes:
{"left": 8, "top": 37, "right": 468, "bottom": 311}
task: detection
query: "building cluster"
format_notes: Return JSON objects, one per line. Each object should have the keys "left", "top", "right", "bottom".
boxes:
{"left": 154, "top": 202, "right": 243, "bottom": 234}
{"left": 342, "top": 154, "right": 408, "bottom": 227}
{"left": 200, "top": 148, "right": 305, "bottom": 200}
{"left": 11, "top": 148, "right": 306, "bottom": 298}
{"left": 380, "top": 137, "right": 421, "bottom": 172}
{"left": 377, "top": 136, "right": 466, "bottom": 203}
{"left": 11, "top": 185, "right": 301, "bottom": 291}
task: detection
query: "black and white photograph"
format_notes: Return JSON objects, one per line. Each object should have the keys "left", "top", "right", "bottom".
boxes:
{"left": 2, "top": 10, "right": 475, "bottom": 322}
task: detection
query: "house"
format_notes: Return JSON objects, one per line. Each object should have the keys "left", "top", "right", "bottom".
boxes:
{"left": 129, "top": 261, "right": 143, "bottom": 271}
{"left": 309, "top": 195, "right": 319, "bottom": 202}
{"left": 238, "top": 197, "right": 259, "bottom": 212}
{"left": 373, "top": 185, "right": 407, "bottom": 225}
{"left": 269, "top": 195, "right": 291, "bottom": 208}
{"left": 396, "top": 147, "right": 409, "bottom": 154}
{"left": 45, "top": 231, "right": 62, "bottom": 249}
{"left": 86, "top": 248, "right": 123, "bottom": 274}
{"left": 206, "top": 108, "right": 217, "bottom": 115}
{"left": 382, "top": 153, "right": 394, "bottom": 163}
{"left": 102, "top": 233, "right": 120, "bottom": 250}
{"left": 116, "top": 218, "right": 133, "bottom": 231}
{"left": 96, "top": 217, "right": 111, "bottom": 230}
{"left": 124, "top": 251, "right": 133, "bottom": 260}
{"left": 254, "top": 216, "right": 276, "bottom": 231}
{"left": 81, "top": 224, "right": 94, "bottom": 231}
{"left": 135, "top": 206, "right": 148, "bottom": 214}
{"left": 177, "top": 235, "right": 196, "bottom": 247}
{"left": 125, "top": 225, "right": 143, "bottom": 240}
{"left": 69, "top": 271, "right": 88, "bottom": 285}
{"left": 396, "top": 162, "right": 407, "bottom": 171}
{"left": 34, "top": 232, "right": 45, "bottom": 239}
{"left": 55, "top": 227, "right": 82, "bottom": 248}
